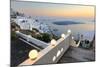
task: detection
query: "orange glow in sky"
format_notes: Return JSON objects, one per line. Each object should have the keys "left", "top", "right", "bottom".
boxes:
{"left": 11, "top": 1, "right": 95, "bottom": 18}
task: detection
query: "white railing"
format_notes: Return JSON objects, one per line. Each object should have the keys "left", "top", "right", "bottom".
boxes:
{"left": 18, "top": 30, "right": 72, "bottom": 66}
{"left": 16, "top": 31, "right": 48, "bottom": 49}
{"left": 70, "top": 36, "right": 81, "bottom": 47}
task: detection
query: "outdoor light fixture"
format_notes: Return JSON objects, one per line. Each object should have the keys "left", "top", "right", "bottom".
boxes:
{"left": 56, "top": 50, "right": 61, "bottom": 57}
{"left": 51, "top": 39, "right": 57, "bottom": 46}
{"left": 61, "top": 48, "right": 64, "bottom": 52}
{"left": 67, "top": 29, "right": 71, "bottom": 34}
{"left": 61, "top": 34, "right": 65, "bottom": 39}
{"left": 28, "top": 49, "right": 38, "bottom": 60}
{"left": 52, "top": 56, "right": 56, "bottom": 62}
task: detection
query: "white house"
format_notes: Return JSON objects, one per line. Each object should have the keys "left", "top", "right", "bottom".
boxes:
{"left": 14, "top": 16, "right": 50, "bottom": 33}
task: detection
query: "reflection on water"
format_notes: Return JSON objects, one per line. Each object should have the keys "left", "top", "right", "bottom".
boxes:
{"left": 49, "top": 21, "right": 95, "bottom": 41}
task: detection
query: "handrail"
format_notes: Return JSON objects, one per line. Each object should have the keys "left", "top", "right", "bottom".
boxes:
{"left": 70, "top": 39, "right": 81, "bottom": 47}
{"left": 18, "top": 33, "right": 71, "bottom": 66}
{"left": 16, "top": 31, "right": 48, "bottom": 49}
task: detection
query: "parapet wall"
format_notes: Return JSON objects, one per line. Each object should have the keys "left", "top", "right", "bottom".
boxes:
{"left": 18, "top": 32, "right": 71, "bottom": 66}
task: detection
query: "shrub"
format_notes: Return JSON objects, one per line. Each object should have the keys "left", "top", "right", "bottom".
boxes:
{"left": 11, "top": 31, "right": 17, "bottom": 40}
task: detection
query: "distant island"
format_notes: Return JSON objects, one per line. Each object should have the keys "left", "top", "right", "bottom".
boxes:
{"left": 53, "top": 21, "right": 83, "bottom": 25}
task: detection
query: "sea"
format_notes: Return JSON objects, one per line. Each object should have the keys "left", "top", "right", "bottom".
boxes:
{"left": 32, "top": 16, "right": 95, "bottom": 41}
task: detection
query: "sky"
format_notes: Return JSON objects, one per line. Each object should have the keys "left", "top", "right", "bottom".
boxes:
{"left": 11, "top": 1, "right": 95, "bottom": 19}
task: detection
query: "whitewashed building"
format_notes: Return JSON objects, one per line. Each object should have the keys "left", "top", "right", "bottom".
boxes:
{"left": 14, "top": 16, "right": 50, "bottom": 33}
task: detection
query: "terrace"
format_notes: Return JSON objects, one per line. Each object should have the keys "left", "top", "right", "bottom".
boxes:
{"left": 11, "top": 29, "right": 81, "bottom": 66}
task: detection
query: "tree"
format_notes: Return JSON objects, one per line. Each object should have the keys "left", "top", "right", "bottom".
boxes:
{"left": 41, "top": 33, "right": 51, "bottom": 43}
{"left": 32, "top": 28, "right": 39, "bottom": 32}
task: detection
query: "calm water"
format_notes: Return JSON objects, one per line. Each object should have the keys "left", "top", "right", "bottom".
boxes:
{"left": 32, "top": 17, "right": 95, "bottom": 41}
{"left": 45, "top": 21, "right": 95, "bottom": 41}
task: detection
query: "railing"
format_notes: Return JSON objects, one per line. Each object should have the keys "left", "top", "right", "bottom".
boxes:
{"left": 15, "top": 30, "right": 80, "bottom": 66}
{"left": 16, "top": 31, "right": 48, "bottom": 49}
{"left": 70, "top": 36, "right": 81, "bottom": 47}
{"left": 17, "top": 30, "right": 72, "bottom": 66}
